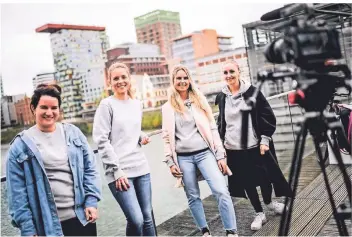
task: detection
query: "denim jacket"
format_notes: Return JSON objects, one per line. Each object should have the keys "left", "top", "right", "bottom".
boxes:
{"left": 6, "top": 123, "right": 102, "bottom": 236}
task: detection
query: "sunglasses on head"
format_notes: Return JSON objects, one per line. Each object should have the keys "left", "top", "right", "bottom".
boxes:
{"left": 223, "top": 70, "right": 236, "bottom": 75}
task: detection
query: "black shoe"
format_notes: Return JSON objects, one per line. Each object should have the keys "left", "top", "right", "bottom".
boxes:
{"left": 201, "top": 227, "right": 211, "bottom": 237}
{"left": 226, "top": 230, "right": 238, "bottom": 236}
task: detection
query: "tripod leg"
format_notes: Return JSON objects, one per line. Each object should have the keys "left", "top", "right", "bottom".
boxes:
{"left": 314, "top": 138, "right": 349, "bottom": 236}
{"left": 279, "top": 123, "right": 308, "bottom": 236}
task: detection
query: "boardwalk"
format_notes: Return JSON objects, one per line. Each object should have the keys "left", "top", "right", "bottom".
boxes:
{"left": 157, "top": 140, "right": 352, "bottom": 236}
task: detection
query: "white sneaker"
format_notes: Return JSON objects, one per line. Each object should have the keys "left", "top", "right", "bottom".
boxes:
{"left": 251, "top": 212, "right": 267, "bottom": 231}
{"left": 266, "top": 201, "right": 285, "bottom": 214}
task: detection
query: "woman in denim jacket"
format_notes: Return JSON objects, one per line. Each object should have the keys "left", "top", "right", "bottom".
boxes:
{"left": 6, "top": 84, "right": 101, "bottom": 236}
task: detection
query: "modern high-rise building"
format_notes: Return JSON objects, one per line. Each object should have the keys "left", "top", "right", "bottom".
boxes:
{"left": 36, "top": 24, "right": 110, "bottom": 118}
{"left": 172, "top": 29, "right": 233, "bottom": 71}
{"left": 195, "top": 47, "right": 250, "bottom": 104}
{"left": 32, "top": 72, "right": 56, "bottom": 90}
{"left": 134, "top": 10, "right": 182, "bottom": 59}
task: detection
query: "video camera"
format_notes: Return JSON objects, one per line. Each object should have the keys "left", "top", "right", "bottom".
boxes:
{"left": 258, "top": 4, "right": 351, "bottom": 113}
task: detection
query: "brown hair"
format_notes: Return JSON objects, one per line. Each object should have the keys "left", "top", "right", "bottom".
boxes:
{"left": 30, "top": 84, "right": 62, "bottom": 114}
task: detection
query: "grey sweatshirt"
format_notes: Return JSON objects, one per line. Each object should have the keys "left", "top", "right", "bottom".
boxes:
{"left": 223, "top": 80, "right": 271, "bottom": 150}
{"left": 93, "top": 97, "right": 150, "bottom": 183}
{"left": 26, "top": 123, "right": 75, "bottom": 221}
{"left": 175, "top": 100, "right": 209, "bottom": 154}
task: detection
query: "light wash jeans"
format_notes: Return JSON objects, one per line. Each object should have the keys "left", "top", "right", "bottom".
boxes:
{"left": 108, "top": 173, "right": 156, "bottom": 236}
{"left": 177, "top": 149, "right": 237, "bottom": 231}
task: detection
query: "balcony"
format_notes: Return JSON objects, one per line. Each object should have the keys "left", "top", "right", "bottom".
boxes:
{"left": 1, "top": 91, "right": 351, "bottom": 236}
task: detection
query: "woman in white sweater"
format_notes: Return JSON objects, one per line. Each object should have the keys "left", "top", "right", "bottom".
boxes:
{"left": 93, "top": 62, "right": 156, "bottom": 236}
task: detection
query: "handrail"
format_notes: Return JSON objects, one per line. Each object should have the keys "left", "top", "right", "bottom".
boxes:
{"left": 1, "top": 90, "right": 295, "bottom": 183}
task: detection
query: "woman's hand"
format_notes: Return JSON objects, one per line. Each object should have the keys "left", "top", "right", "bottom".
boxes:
{"left": 170, "top": 165, "right": 183, "bottom": 178}
{"left": 217, "top": 159, "right": 227, "bottom": 175}
{"left": 260, "top": 144, "right": 269, "bottom": 155}
{"left": 116, "top": 176, "right": 130, "bottom": 191}
{"left": 85, "top": 207, "right": 98, "bottom": 223}
{"left": 140, "top": 136, "right": 151, "bottom": 145}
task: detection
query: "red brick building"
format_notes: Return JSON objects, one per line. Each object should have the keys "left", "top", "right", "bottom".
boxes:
{"left": 15, "top": 97, "right": 35, "bottom": 126}
{"left": 134, "top": 10, "right": 182, "bottom": 59}
{"left": 106, "top": 43, "right": 168, "bottom": 76}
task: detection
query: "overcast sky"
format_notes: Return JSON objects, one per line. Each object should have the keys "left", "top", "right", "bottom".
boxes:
{"left": 1, "top": 1, "right": 285, "bottom": 96}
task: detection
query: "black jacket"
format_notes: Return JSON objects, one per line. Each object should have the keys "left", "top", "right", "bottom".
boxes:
{"left": 215, "top": 85, "right": 276, "bottom": 143}
{"left": 215, "top": 86, "right": 292, "bottom": 197}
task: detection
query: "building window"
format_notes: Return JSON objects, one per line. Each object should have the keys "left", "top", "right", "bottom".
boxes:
{"left": 206, "top": 61, "right": 211, "bottom": 65}
{"left": 220, "top": 58, "right": 226, "bottom": 62}
{"left": 199, "top": 62, "right": 204, "bottom": 67}
{"left": 213, "top": 59, "right": 219, "bottom": 64}
{"left": 235, "top": 54, "right": 241, "bottom": 59}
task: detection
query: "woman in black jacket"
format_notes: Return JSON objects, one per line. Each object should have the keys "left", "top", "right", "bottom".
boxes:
{"left": 215, "top": 60, "right": 292, "bottom": 231}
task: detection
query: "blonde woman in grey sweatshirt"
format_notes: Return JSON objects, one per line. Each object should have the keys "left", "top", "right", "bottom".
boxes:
{"left": 93, "top": 62, "right": 156, "bottom": 236}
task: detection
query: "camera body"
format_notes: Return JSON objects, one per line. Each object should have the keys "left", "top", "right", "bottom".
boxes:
{"left": 265, "top": 19, "right": 342, "bottom": 71}
{"left": 260, "top": 4, "right": 351, "bottom": 113}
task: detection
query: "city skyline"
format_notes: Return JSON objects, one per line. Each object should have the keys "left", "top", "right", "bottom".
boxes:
{"left": 1, "top": 2, "right": 284, "bottom": 96}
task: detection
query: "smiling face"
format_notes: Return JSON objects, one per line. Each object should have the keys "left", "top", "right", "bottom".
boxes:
{"left": 173, "top": 69, "right": 190, "bottom": 93}
{"left": 33, "top": 95, "right": 60, "bottom": 131}
{"left": 223, "top": 62, "right": 240, "bottom": 87}
{"left": 110, "top": 67, "right": 131, "bottom": 96}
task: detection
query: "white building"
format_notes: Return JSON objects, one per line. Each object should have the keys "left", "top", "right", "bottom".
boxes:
{"left": 195, "top": 47, "right": 250, "bottom": 104}
{"left": 36, "top": 24, "right": 110, "bottom": 118}
{"left": 1, "top": 94, "right": 25, "bottom": 127}
{"left": 130, "top": 73, "right": 170, "bottom": 110}
{"left": 32, "top": 72, "right": 56, "bottom": 90}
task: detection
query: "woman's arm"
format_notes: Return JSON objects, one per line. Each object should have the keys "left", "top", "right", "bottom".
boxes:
{"left": 6, "top": 147, "right": 37, "bottom": 236}
{"left": 161, "top": 106, "right": 176, "bottom": 167}
{"left": 76, "top": 127, "right": 102, "bottom": 208}
{"left": 92, "top": 103, "right": 125, "bottom": 180}
{"left": 257, "top": 91, "right": 277, "bottom": 144}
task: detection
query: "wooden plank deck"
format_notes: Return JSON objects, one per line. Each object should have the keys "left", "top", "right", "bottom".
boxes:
{"left": 156, "top": 143, "right": 351, "bottom": 236}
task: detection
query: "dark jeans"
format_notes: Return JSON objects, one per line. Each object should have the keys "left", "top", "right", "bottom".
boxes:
{"left": 246, "top": 182, "right": 273, "bottom": 213}
{"left": 108, "top": 173, "right": 156, "bottom": 236}
{"left": 226, "top": 147, "right": 273, "bottom": 213}
{"left": 61, "top": 217, "right": 97, "bottom": 236}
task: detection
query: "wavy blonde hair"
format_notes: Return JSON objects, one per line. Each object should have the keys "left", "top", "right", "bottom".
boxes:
{"left": 168, "top": 65, "right": 214, "bottom": 123}
{"left": 107, "top": 62, "right": 135, "bottom": 99}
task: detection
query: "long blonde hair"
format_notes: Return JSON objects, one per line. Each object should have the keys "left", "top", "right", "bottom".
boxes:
{"left": 168, "top": 65, "right": 214, "bottom": 123}
{"left": 107, "top": 62, "right": 135, "bottom": 99}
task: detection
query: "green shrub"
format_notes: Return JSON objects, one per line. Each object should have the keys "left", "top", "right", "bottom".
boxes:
{"left": 1, "top": 127, "right": 25, "bottom": 144}
{"left": 142, "top": 109, "right": 162, "bottom": 130}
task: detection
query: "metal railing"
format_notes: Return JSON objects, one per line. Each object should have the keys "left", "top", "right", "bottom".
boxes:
{"left": 0, "top": 90, "right": 299, "bottom": 183}
{"left": 1, "top": 90, "right": 350, "bottom": 236}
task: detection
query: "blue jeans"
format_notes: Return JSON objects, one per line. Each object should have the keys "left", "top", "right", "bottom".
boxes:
{"left": 108, "top": 173, "right": 156, "bottom": 236}
{"left": 177, "top": 149, "right": 237, "bottom": 231}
